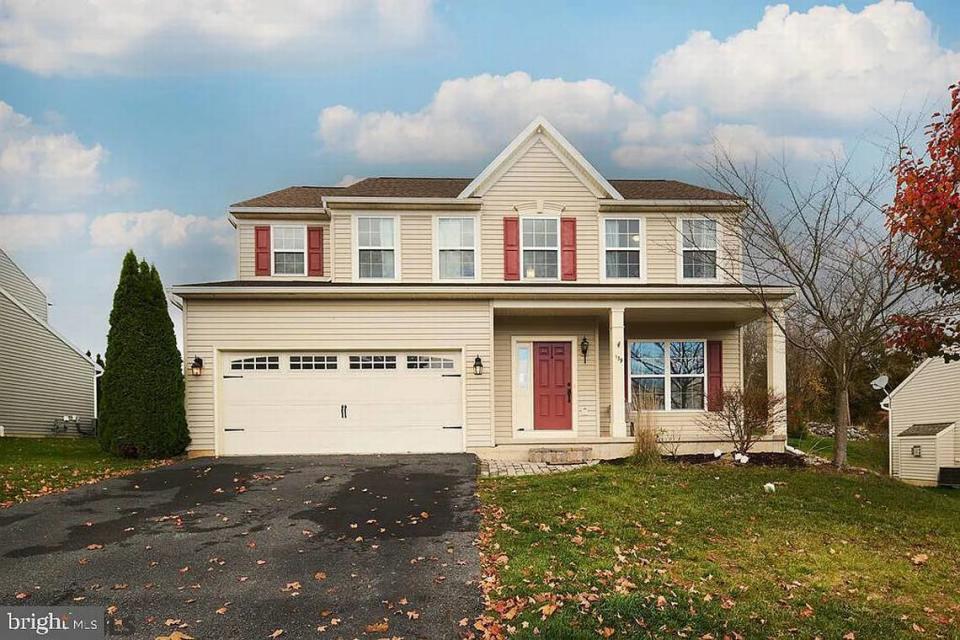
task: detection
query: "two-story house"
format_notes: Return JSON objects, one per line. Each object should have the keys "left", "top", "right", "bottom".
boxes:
{"left": 171, "top": 117, "right": 792, "bottom": 459}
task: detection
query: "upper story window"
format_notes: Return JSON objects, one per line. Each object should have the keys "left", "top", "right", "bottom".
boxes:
{"left": 680, "top": 218, "right": 718, "bottom": 280}
{"left": 272, "top": 226, "right": 306, "bottom": 276}
{"left": 521, "top": 217, "right": 559, "bottom": 279}
{"left": 629, "top": 340, "right": 705, "bottom": 410}
{"left": 604, "top": 218, "right": 642, "bottom": 279}
{"left": 357, "top": 217, "right": 396, "bottom": 279}
{"left": 437, "top": 217, "right": 476, "bottom": 280}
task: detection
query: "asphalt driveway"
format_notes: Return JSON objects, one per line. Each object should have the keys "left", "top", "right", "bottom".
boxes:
{"left": 0, "top": 454, "right": 481, "bottom": 639}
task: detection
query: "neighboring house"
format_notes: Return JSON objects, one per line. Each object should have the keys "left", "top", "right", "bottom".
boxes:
{"left": 0, "top": 247, "right": 98, "bottom": 437}
{"left": 170, "top": 117, "right": 793, "bottom": 459}
{"left": 886, "top": 357, "right": 960, "bottom": 487}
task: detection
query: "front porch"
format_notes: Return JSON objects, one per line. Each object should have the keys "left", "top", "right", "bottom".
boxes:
{"left": 474, "top": 297, "right": 787, "bottom": 461}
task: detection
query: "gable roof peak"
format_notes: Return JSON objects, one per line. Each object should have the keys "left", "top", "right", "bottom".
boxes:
{"left": 457, "top": 116, "right": 623, "bottom": 200}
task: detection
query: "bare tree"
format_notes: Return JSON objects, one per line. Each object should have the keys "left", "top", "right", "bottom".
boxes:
{"left": 698, "top": 387, "right": 786, "bottom": 456}
{"left": 704, "top": 142, "right": 936, "bottom": 467}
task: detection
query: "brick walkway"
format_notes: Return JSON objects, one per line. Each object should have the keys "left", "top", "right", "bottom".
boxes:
{"left": 479, "top": 459, "right": 599, "bottom": 477}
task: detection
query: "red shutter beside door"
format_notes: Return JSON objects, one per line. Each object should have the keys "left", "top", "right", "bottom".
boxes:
{"left": 707, "top": 340, "right": 723, "bottom": 411}
{"left": 307, "top": 226, "right": 324, "bottom": 276}
{"left": 503, "top": 217, "right": 520, "bottom": 280}
{"left": 561, "top": 218, "right": 577, "bottom": 281}
{"left": 254, "top": 226, "right": 271, "bottom": 276}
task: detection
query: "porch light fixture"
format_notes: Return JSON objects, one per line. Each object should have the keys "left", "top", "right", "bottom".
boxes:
{"left": 190, "top": 356, "right": 204, "bottom": 377}
{"left": 473, "top": 355, "right": 484, "bottom": 376}
{"left": 580, "top": 336, "right": 590, "bottom": 363}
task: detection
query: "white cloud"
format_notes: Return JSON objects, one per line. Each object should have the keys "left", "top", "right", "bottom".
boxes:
{"left": 316, "top": 71, "right": 842, "bottom": 169}
{"left": 645, "top": 0, "right": 960, "bottom": 122}
{"left": 0, "top": 212, "right": 87, "bottom": 249}
{"left": 0, "top": 0, "right": 435, "bottom": 75}
{"left": 0, "top": 101, "right": 105, "bottom": 209}
{"left": 89, "top": 210, "right": 231, "bottom": 249}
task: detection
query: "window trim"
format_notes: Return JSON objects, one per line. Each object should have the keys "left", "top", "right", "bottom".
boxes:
{"left": 601, "top": 216, "right": 645, "bottom": 282}
{"left": 519, "top": 215, "right": 561, "bottom": 281}
{"left": 677, "top": 217, "right": 720, "bottom": 283}
{"left": 353, "top": 215, "right": 400, "bottom": 281}
{"left": 270, "top": 225, "right": 307, "bottom": 277}
{"left": 433, "top": 215, "right": 479, "bottom": 281}
{"left": 627, "top": 338, "right": 708, "bottom": 412}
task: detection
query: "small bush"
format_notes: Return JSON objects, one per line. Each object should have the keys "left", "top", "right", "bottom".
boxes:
{"left": 631, "top": 389, "right": 662, "bottom": 465}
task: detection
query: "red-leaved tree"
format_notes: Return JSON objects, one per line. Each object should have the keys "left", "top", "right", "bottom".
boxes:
{"left": 887, "top": 82, "right": 960, "bottom": 360}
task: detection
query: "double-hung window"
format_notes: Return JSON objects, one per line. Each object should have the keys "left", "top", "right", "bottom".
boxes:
{"left": 521, "top": 217, "right": 559, "bottom": 279}
{"left": 357, "top": 217, "right": 396, "bottom": 279}
{"left": 437, "top": 217, "right": 476, "bottom": 279}
{"left": 272, "top": 226, "right": 306, "bottom": 276}
{"left": 680, "top": 218, "right": 718, "bottom": 279}
{"left": 604, "top": 218, "right": 642, "bottom": 279}
{"left": 629, "top": 340, "right": 706, "bottom": 410}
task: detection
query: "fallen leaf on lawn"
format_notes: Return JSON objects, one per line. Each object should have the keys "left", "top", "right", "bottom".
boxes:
{"left": 15, "top": 592, "right": 30, "bottom": 600}
{"left": 459, "top": 618, "right": 469, "bottom": 627}
{"left": 655, "top": 595, "right": 667, "bottom": 609}
{"left": 538, "top": 603, "right": 558, "bottom": 618}
{"left": 843, "top": 633, "right": 856, "bottom": 640}
{"left": 106, "top": 605, "right": 118, "bottom": 615}
{"left": 911, "top": 553, "right": 928, "bottom": 566}
{"left": 799, "top": 604, "right": 815, "bottom": 618}
{"left": 365, "top": 621, "right": 389, "bottom": 633}
{"left": 406, "top": 610, "right": 420, "bottom": 620}
{"left": 599, "top": 627, "right": 615, "bottom": 637}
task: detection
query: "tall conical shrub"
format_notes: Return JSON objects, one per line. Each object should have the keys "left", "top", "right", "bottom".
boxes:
{"left": 99, "top": 251, "right": 189, "bottom": 457}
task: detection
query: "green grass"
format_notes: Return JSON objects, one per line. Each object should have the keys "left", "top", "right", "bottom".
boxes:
{"left": 0, "top": 437, "right": 166, "bottom": 506}
{"left": 479, "top": 461, "right": 960, "bottom": 639}
{"left": 790, "top": 433, "right": 889, "bottom": 473}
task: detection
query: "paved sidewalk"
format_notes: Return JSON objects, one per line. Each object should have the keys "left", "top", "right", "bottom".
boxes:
{"left": 480, "top": 459, "right": 599, "bottom": 477}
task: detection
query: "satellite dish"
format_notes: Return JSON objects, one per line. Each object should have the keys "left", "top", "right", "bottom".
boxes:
{"left": 870, "top": 374, "right": 889, "bottom": 390}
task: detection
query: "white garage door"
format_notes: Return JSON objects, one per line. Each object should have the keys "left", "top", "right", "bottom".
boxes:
{"left": 220, "top": 351, "right": 464, "bottom": 455}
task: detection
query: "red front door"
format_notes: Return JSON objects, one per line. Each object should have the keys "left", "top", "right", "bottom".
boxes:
{"left": 534, "top": 342, "right": 572, "bottom": 430}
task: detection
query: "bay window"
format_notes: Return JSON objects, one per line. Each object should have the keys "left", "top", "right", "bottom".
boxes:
{"left": 357, "top": 217, "right": 396, "bottom": 279}
{"left": 680, "top": 218, "right": 718, "bottom": 279}
{"left": 629, "top": 339, "right": 706, "bottom": 410}
{"left": 521, "top": 217, "right": 559, "bottom": 279}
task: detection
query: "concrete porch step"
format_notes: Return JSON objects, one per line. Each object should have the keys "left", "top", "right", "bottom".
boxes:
{"left": 529, "top": 447, "right": 593, "bottom": 464}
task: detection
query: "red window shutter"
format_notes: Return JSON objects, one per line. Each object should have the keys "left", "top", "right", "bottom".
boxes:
{"left": 561, "top": 218, "right": 577, "bottom": 281}
{"left": 707, "top": 340, "right": 723, "bottom": 411}
{"left": 503, "top": 217, "right": 520, "bottom": 280}
{"left": 307, "top": 226, "right": 324, "bottom": 276}
{"left": 254, "top": 226, "right": 271, "bottom": 276}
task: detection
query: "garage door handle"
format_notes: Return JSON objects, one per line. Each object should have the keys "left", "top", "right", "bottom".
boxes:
{"left": 441, "top": 373, "right": 461, "bottom": 378}
{"left": 223, "top": 375, "right": 243, "bottom": 379}
{"left": 341, "top": 404, "right": 347, "bottom": 419}
{"left": 224, "top": 428, "right": 244, "bottom": 432}
{"left": 443, "top": 425, "right": 463, "bottom": 429}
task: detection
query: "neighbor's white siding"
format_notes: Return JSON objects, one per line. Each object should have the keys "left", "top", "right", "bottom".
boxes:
{"left": 0, "top": 247, "right": 47, "bottom": 321}
{"left": 182, "top": 298, "right": 494, "bottom": 453}
{"left": 0, "top": 290, "right": 95, "bottom": 436}
{"left": 890, "top": 358, "right": 960, "bottom": 477}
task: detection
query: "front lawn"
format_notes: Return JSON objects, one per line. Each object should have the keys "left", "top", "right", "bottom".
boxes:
{"left": 0, "top": 437, "right": 168, "bottom": 507}
{"left": 477, "top": 461, "right": 960, "bottom": 639}
{"left": 789, "top": 433, "right": 889, "bottom": 473}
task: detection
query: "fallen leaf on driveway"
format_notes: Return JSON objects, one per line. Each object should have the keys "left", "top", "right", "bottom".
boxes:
{"left": 365, "top": 621, "right": 389, "bottom": 633}
{"left": 15, "top": 592, "right": 30, "bottom": 600}
{"left": 314, "top": 571, "right": 326, "bottom": 581}
{"left": 216, "top": 607, "right": 228, "bottom": 615}
{"left": 155, "top": 632, "right": 194, "bottom": 640}
{"left": 86, "top": 544, "right": 103, "bottom": 550}
{"left": 269, "top": 630, "right": 283, "bottom": 639}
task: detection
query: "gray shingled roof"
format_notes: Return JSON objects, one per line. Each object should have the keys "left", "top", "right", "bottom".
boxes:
{"left": 232, "top": 177, "right": 738, "bottom": 207}
{"left": 897, "top": 422, "right": 955, "bottom": 437}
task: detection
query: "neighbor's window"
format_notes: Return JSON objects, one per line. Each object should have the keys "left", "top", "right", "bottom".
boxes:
{"left": 349, "top": 355, "right": 397, "bottom": 370}
{"left": 357, "top": 217, "right": 396, "bottom": 279}
{"left": 521, "top": 217, "right": 559, "bottom": 279}
{"left": 438, "top": 217, "right": 476, "bottom": 279}
{"left": 629, "top": 340, "right": 706, "bottom": 410}
{"left": 272, "top": 226, "right": 306, "bottom": 275}
{"left": 604, "top": 218, "right": 642, "bottom": 279}
{"left": 680, "top": 218, "right": 717, "bottom": 279}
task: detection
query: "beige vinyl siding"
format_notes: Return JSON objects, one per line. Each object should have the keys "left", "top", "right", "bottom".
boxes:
{"left": 183, "top": 298, "right": 494, "bottom": 452}
{"left": 0, "top": 247, "right": 47, "bottom": 321}
{"left": 619, "top": 322, "right": 747, "bottom": 442}
{"left": 332, "top": 214, "right": 352, "bottom": 282}
{"left": 401, "top": 214, "right": 432, "bottom": 281}
{"left": 0, "top": 291, "right": 95, "bottom": 436}
{"left": 493, "top": 317, "right": 602, "bottom": 442}
{"left": 645, "top": 215, "right": 679, "bottom": 283}
{"left": 889, "top": 358, "right": 960, "bottom": 476}
{"left": 479, "top": 138, "right": 601, "bottom": 282}
{"left": 237, "top": 222, "right": 330, "bottom": 280}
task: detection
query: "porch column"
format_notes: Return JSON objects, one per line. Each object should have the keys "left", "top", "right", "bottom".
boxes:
{"left": 609, "top": 306, "right": 628, "bottom": 438}
{"left": 765, "top": 303, "right": 787, "bottom": 436}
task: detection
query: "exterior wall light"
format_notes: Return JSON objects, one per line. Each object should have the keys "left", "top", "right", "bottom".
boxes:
{"left": 580, "top": 336, "right": 590, "bottom": 363}
{"left": 473, "top": 355, "right": 484, "bottom": 376}
{"left": 190, "top": 356, "right": 204, "bottom": 377}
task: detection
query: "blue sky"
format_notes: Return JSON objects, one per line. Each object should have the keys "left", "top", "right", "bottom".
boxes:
{"left": 0, "top": 0, "right": 958, "bottom": 356}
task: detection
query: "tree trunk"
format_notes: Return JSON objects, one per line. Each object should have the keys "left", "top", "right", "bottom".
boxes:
{"left": 833, "top": 385, "right": 851, "bottom": 468}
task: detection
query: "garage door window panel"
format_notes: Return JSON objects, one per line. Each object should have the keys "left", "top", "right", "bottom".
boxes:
{"left": 231, "top": 356, "right": 280, "bottom": 371}
{"left": 349, "top": 355, "right": 398, "bottom": 370}
{"left": 290, "top": 355, "right": 337, "bottom": 370}
{"left": 407, "top": 355, "right": 455, "bottom": 370}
